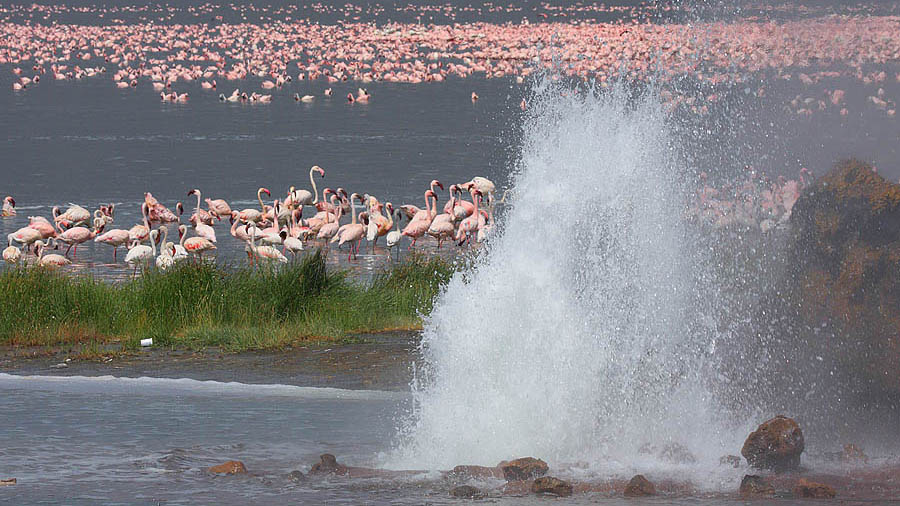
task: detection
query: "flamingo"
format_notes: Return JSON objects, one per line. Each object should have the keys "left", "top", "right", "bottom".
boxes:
{"left": 427, "top": 206, "right": 457, "bottom": 248}
{"left": 285, "top": 166, "right": 325, "bottom": 208}
{"left": 237, "top": 188, "right": 270, "bottom": 224}
{"left": 3, "top": 242, "right": 22, "bottom": 265}
{"left": 129, "top": 203, "right": 152, "bottom": 243}
{"left": 27, "top": 216, "right": 57, "bottom": 239}
{"left": 246, "top": 225, "right": 288, "bottom": 264}
{"left": 402, "top": 190, "right": 437, "bottom": 249}
{"left": 8, "top": 226, "right": 42, "bottom": 252}
{"left": 187, "top": 189, "right": 217, "bottom": 242}
{"left": 55, "top": 218, "right": 101, "bottom": 257}
{"left": 366, "top": 201, "right": 394, "bottom": 252}
{"left": 1, "top": 196, "right": 15, "bottom": 217}
{"left": 455, "top": 189, "right": 483, "bottom": 246}
{"left": 94, "top": 224, "right": 131, "bottom": 260}
{"left": 155, "top": 226, "right": 175, "bottom": 270}
{"left": 124, "top": 229, "right": 158, "bottom": 276}
{"left": 34, "top": 240, "right": 70, "bottom": 269}
{"left": 205, "top": 197, "right": 232, "bottom": 218}
{"left": 183, "top": 232, "right": 217, "bottom": 262}
{"left": 53, "top": 204, "right": 91, "bottom": 227}
{"left": 386, "top": 209, "right": 403, "bottom": 259}
{"left": 173, "top": 225, "right": 190, "bottom": 262}
{"left": 331, "top": 194, "right": 366, "bottom": 260}
{"left": 316, "top": 201, "right": 343, "bottom": 244}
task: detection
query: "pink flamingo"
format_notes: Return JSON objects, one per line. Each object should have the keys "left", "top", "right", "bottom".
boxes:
{"left": 402, "top": 190, "right": 437, "bottom": 249}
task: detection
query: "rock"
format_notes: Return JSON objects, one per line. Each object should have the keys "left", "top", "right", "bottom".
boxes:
{"left": 50, "top": 363, "right": 68, "bottom": 369}
{"left": 531, "top": 476, "right": 573, "bottom": 497}
{"left": 739, "top": 475, "right": 775, "bottom": 497}
{"left": 624, "top": 474, "right": 656, "bottom": 497}
{"left": 741, "top": 415, "right": 804, "bottom": 472}
{"left": 208, "top": 460, "right": 247, "bottom": 474}
{"left": 789, "top": 159, "right": 900, "bottom": 398}
{"left": 309, "top": 454, "right": 348, "bottom": 476}
{"left": 659, "top": 443, "right": 696, "bottom": 464}
{"left": 287, "top": 470, "right": 306, "bottom": 481}
{"left": 0, "top": 478, "right": 15, "bottom": 486}
{"left": 448, "top": 465, "right": 502, "bottom": 480}
{"left": 841, "top": 443, "right": 868, "bottom": 464}
{"left": 449, "top": 485, "right": 486, "bottom": 499}
{"left": 720, "top": 455, "right": 742, "bottom": 468}
{"left": 498, "top": 457, "right": 548, "bottom": 481}
{"left": 792, "top": 478, "right": 836, "bottom": 499}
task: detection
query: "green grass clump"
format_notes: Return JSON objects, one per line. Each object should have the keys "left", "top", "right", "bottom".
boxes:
{"left": 0, "top": 250, "right": 455, "bottom": 352}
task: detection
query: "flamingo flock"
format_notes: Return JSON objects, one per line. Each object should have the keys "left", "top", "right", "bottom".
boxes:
{"left": 1, "top": 167, "right": 500, "bottom": 273}
{"left": 2, "top": 6, "right": 899, "bottom": 120}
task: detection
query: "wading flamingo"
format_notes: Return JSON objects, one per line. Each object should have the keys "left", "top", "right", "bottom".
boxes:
{"left": 187, "top": 189, "right": 217, "bottom": 242}
{"left": 286, "top": 166, "right": 325, "bottom": 208}
{"left": 34, "top": 240, "right": 70, "bottom": 269}
{"left": 124, "top": 229, "right": 158, "bottom": 275}
{"left": 1, "top": 197, "right": 15, "bottom": 217}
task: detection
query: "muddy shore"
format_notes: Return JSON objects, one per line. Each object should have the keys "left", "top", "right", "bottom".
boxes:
{"left": 0, "top": 331, "right": 421, "bottom": 391}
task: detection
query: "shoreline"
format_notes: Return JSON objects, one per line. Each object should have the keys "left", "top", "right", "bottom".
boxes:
{"left": 0, "top": 330, "right": 421, "bottom": 392}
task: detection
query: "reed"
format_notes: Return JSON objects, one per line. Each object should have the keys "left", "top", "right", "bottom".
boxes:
{"left": 0, "top": 251, "right": 455, "bottom": 351}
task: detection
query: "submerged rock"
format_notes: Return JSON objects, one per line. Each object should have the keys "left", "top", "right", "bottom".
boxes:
{"left": 309, "top": 454, "right": 348, "bottom": 476}
{"left": 720, "top": 455, "right": 742, "bottom": 468}
{"left": 531, "top": 476, "right": 573, "bottom": 497}
{"left": 792, "top": 478, "right": 836, "bottom": 498}
{"left": 498, "top": 457, "right": 548, "bottom": 481}
{"left": 739, "top": 475, "right": 775, "bottom": 497}
{"left": 287, "top": 470, "right": 306, "bottom": 482}
{"left": 659, "top": 443, "right": 697, "bottom": 464}
{"left": 448, "top": 465, "right": 503, "bottom": 480}
{"left": 449, "top": 485, "right": 486, "bottom": 499}
{"left": 624, "top": 474, "right": 656, "bottom": 497}
{"left": 741, "top": 415, "right": 804, "bottom": 472}
{"left": 208, "top": 460, "right": 247, "bottom": 475}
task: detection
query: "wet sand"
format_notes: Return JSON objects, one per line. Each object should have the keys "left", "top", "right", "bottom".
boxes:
{"left": 0, "top": 331, "right": 421, "bottom": 391}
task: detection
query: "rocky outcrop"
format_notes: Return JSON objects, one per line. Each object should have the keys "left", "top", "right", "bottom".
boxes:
{"left": 208, "top": 461, "right": 247, "bottom": 474}
{"left": 309, "top": 454, "right": 348, "bottom": 476}
{"left": 449, "top": 485, "right": 486, "bottom": 499}
{"left": 623, "top": 474, "right": 656, "bottom": 497}
{"left": 531, "top": 476, "right": 573, "bottom": 497}
{"left": 448, "top": 465, "right": 503, "bottom": 480}
{"left": 792, "top": 478, "right": 836, "bottom": 498}
{"left": 741, "top": 415, "right": 804, "bottom": 472}
{"left": 739, "top": 475, "right": 775, "bottom": 497}
{"left": 498, "top": 457, "right": 548, "bottom": 481}
{"left": 790, "top": 159, "right": 900, "bottom": 398}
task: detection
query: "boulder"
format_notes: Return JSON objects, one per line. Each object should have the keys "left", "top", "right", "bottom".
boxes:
{"left": 309, "top": 454, "right": 348, "bottom": 476}
{"left": 208, "top": 460, "right": 247, "bottom": 475}
{"left": 531, "top": 476, "right": 573, "bottom": 497}
{"left": 792, "top": 478, "right": 836, "bottom": 499}
{"left": 287, "top": 470, "right": 306, "bottom": 482}
{"left": 498, "top": 457, "right": 548, "bottom": 481}
{"left": 741, "top": 415, "right": 804, "bottom": 472}
{"left": 719, "top": 455, "right": 742, "bottom": 468}
{"left": 449, "top": 485, "right": 486, "bottom": 499}
{"left": 624, "top": 474, "right": 656, "bottom": 497}
{"left": 739, "top": 475, "right": 775, "bottom": 497}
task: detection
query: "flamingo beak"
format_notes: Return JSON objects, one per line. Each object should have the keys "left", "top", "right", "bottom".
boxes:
{"left": 8, "top": 198, "right": 14, "bottom": 207}
{"left": 437, "top": 181, "right": 444, "bottom": 190}
{"left": 262, "top": 188, "right": 271, "bottom": 196}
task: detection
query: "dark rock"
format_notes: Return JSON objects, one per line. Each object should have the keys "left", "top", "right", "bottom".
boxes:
{"left": 498, "top": 457, "right": 548, "bottom": 481}
{"left": 531, "top": 476, "right": 573, "bottom": 497}
{"left": 287, "top": 470, "right": 306, "bottom": 481}
{"left": 309, "top": 454, "right": 348, "bottom": 476}
{"left": 792, "top": 478, "right": 836, "bottom": 498}
{"left": 659, "top": 443, "right": 696, "bottom": 464}
{"left": 449, "top": 485, "right": 485, "bottom": 499}
{"left": 739, "top": 475, "right": 775, "bottom": 497}
{"left": 720, "top": 455, "right": 742, "bottom": 468}
{"left": 624, "top": 474, "right": 656, "bottom": 497}
{"left": 208, "top": 460, "right": 247, "bottom": 474}
{"left": 741, "top": 415, "right": 804, "bottom": 472}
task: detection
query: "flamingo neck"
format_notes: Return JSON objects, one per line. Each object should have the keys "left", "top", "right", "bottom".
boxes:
{"left": 195, "top": 191, "right": 202, "bottom": 216}
{"left": 310, "top": 169, "right": 319, "bottom": 204}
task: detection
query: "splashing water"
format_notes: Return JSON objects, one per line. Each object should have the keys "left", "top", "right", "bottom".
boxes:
{"left": 391, "top": 80, "right": 747, "bottom": 474}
